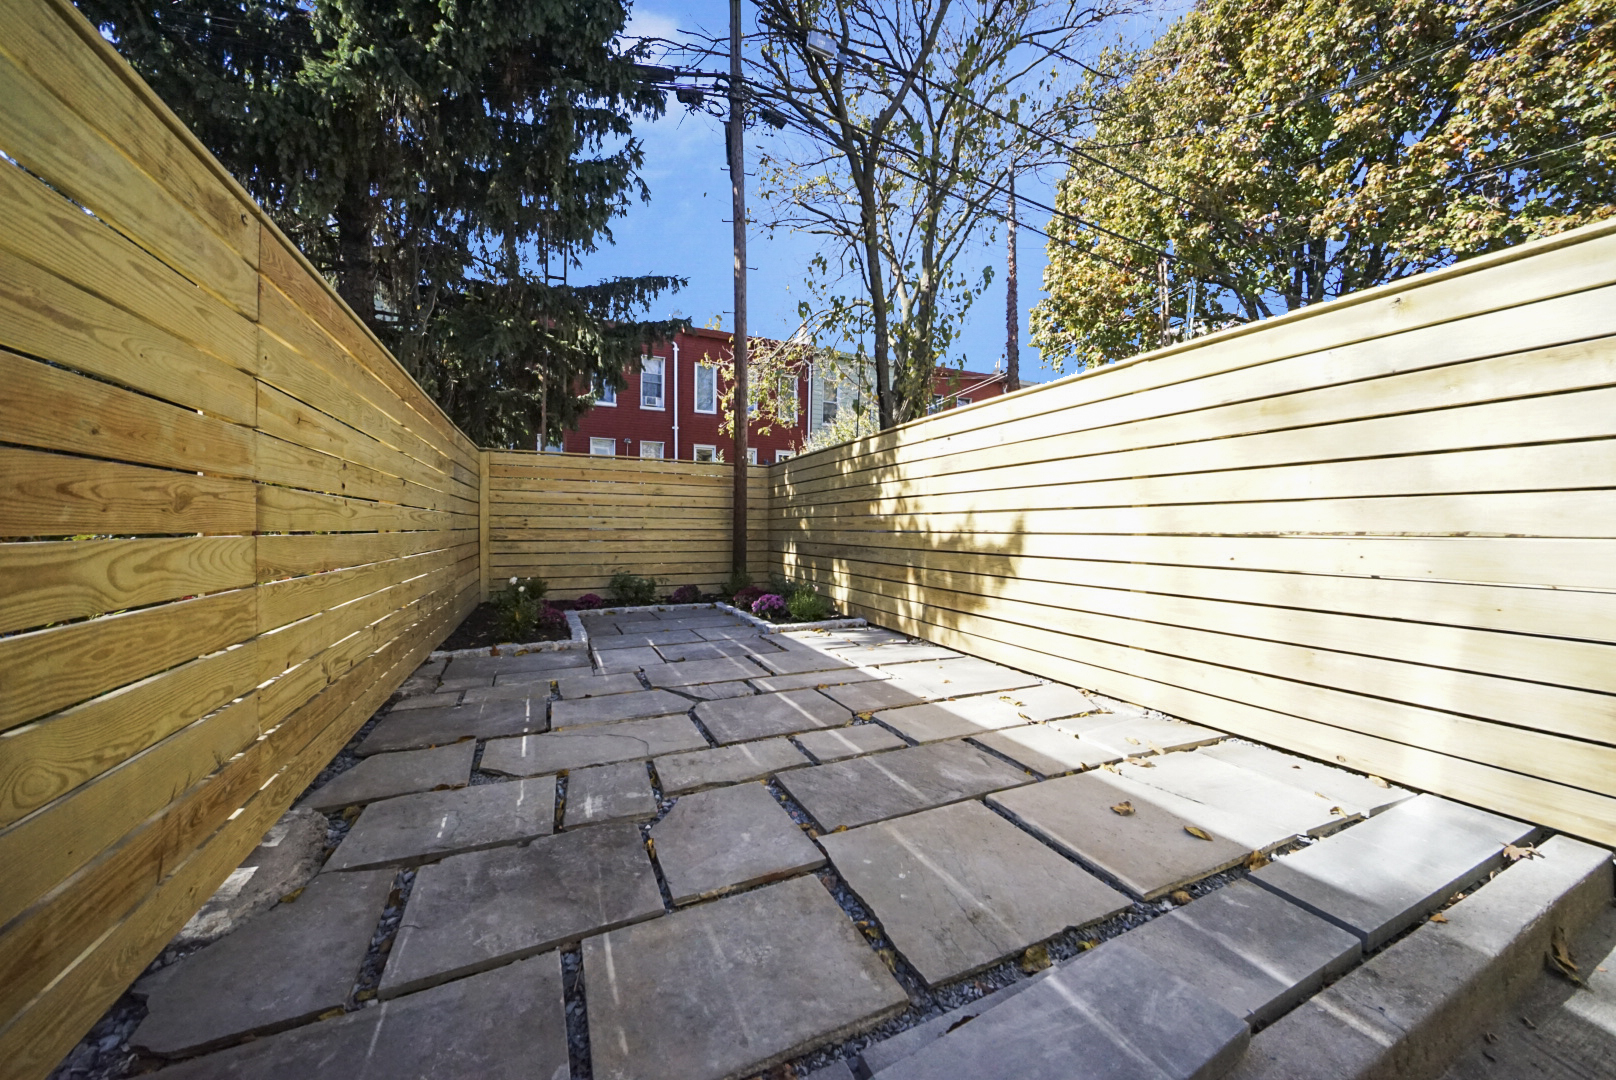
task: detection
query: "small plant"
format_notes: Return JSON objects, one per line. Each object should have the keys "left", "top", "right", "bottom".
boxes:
{"left": 787, "top": 584, "right": 833, "bottom": 622}
{"left": 667, "top": 584, "right": 702, "bottom": 605}
{"left": 721, "top": 569, "right": 753, "bottom": 601}
{"left": 538, "top": 604, "right": 567, "bottom": 637}
{"left": 751, "top": 593, "right": 788, "bottom": 621}
{"left": 493, "top": 576, "right": 549, "bottom": 641}
{"left": 575, "top": 593, "right": 603, "bottom": 609}
{"left": 607, "top": 571, "right": 660, "bottom": 606}
{"left": 731, "top": 584, "right": 764, "bottom": 610}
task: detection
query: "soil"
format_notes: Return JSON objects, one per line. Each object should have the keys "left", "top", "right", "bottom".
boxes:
{"left": 438, "top": 602, "right": 570, "bottom": 651}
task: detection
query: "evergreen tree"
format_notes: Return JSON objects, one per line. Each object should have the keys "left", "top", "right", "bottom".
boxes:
{"left": 80, "top": 0, "right": 687, "bottom": 446}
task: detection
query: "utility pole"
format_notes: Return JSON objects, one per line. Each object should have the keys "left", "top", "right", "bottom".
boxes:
{"left": 1005, "top": 165, "right": 1020, "bottom": 393}
{"left": 1157, "top": 255, "right": 1171, "bottom": 349}
{"left": 728, "top": 0, "right": 749, "bottom": 577}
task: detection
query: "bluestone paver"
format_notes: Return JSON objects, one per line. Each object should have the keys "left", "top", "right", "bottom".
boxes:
{"left": 694, "top": 688, "right": 853, "bottom": 744}
{"left": 794, "top": 724, "right": 908, "bottom": 762}
{"left": 1248, "top": 793, "right": 1539, "bottom": 949}
{"left": 650, "top": 782, "right": 826, "bottom": 903}
{"left": 872, "top": 942, "right": 1249, "bottom": 1080}
{"left": 357, "top": 700, "right": 543, "bottom": 755}
{"left": 554, "top": 671, "right": 644, "bottom": 699}
{"left": 695, "top": 626, "right": 773, "bottom": 641}
{"left": 448, "top": 651, "right": 588, "bottom": 678}
{"left": 820, "top": 679, "right": 928, "bottom": 714}
{"left": 654, "top": 738, "right": 811, "bottom": 794}
{"left": 380, "top": 823, "right": 663, "bottom": 998}
{"left": 300, "top": 742, "right": 474, "bottom": 810}
{"left": 435, "top": 675, "right": 494, "bottom": 694}
{"left": 747, "top": 645, "right": 858, "bottom": 676}
{"left": 872, "top": 700, "right": 1032, "bottom": 743}
{"left": 656, "top": 639, "right": 757, "bottom": 662}
{"left": 971, "top": 724, "right": 1120, "bottom": 776}
{"left": 550, "top": 688, "right": 691, "bottom": 729}
{"left": 480, "top": 715, "right": 708, "bottom": 776}
{"left": 391, "top": 689, "right": 460, "bottom": 711}
{"left": 989, "top": 771, "right": 1249, "bottom": 900}
{"left": 594, "top": 646, "right": 665, "bottom": 673}
{"left": 565, "top": 761, "right": 657, "bottom": 827}
{"left": 778, "top": 740, "right": 1032, "bottom": 832}
{"left": 1119, "top": 752, "right": 1360, "bottom": 837}
{"left": 748, "top": 667, "right": 885, "bottom": 693}
{"left": 1126, "top": 880, "right": 1361, "bottom": 1025}
{"left": 884, "top": 657, "right": 1042, "bottom": 699}
{"left": 327, "top": 778, "right": 556, "bottom": 871}
{"left": 678, "top": 679, "right": 757, "bottom": 699}
{"left": 585, "top": 875, "right": 908, "bottom": 1080}
{"left": 1071, "top": 715, "right": 1226, "bottom": 756}
{"left": 858, "top": 972, "right": 1054, "bottom": 1076}
{"left": 1198, "top": 740, "right": 1414, "bottom": 816}
{"left": 594, "top": 629, "right": 704, "bottom": 650}
{"left": 846, "top": 643, "right": 962, "bottom": 665}
{"left": 460, "top": 680, "right": 547, "bottom": 704}
{"left": 823, "top": 800, "right": 1130, "bottom": 985}
{"left": 150, "top": 954, "right": 569, "bottom": 1080}
{"left": 133, "top": 869, "right": 394, "bottom": 1054}
{"left": 643, "top": 656, "right": 767, "bottom": 687}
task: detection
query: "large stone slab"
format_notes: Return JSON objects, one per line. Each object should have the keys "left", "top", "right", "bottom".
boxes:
{"left": 820, "top": 679, "right": 928, "bottom": 714}
{"left": 643, "top": 656, "right": 767, "bottom": 687}
{"left": 565, "top": 761, "right": 657, "bottom": 827}
{"left": 435, "top": 674, "right": 494, "bottom": 694}
{"left": 651, "top": 782, "right": 826, "bottom": 904}
{"left": 794, "top": 724, "right": 908, "bottom": 762}
{"left": 173, "top": 809, "right": 328, "bottom": 947}
{"left": 695, "top": 688, "right": 853, "bottom": 744}
{"left": 554, "top": 671, "right": 644, "bottom": 699}
{"left": 151, "top": 954, "right": 569, "bottom": 1080}
{"left": 448, "top": 651, "right": 588, "bottom": 678}
{"left": 391, "top": 689, "right": 461, "bottom": 711}
{"left": 989, "top": 771, "right": 1249, "bottom": 900}
{"left": 872, "top": 941, "right": 1249, "bottom": 1080}
{"left": 460, "top": 681, "right": 547, "bottom": 704}
{"left": 656, "top": 639, "right": 757, "bottom": 662}
{"left": 550, "top": 688, "right": 691, "bottom": 729}
{"left": 749, "top": 667, "right": 885, "bottom": 693}
{"left": 1198, "top": 740, "right": 1415, "bottom": 816}
{"left": 845, "top": 643, "right": 962, "bottom": 665}
{"left": 873, "top": 701, "right": 1030, "bottom": 744}
{"left": 654, "top": 738, "right": 811, "bottom": 795}
{"left": 595, "top": 629, "right": 705, "bottom": 650}
{"left": 133, "top": 869, "right": 394, "bottom": 1054}
{"left": 696, "top": 625, "right": 773, "bottom": 641}
{"left": 1119, "top": 752, "right": 1359, "bottom": 839}
{"left": 328, "top": 779, "right": 556, "bottom": 871}
{"left": 356, "top": 700, "right": 543, "bottom": 756}
{"left": 884, "top": 657, "right": 1042, "bottom": 700}
{"left": 480, "top": 715, "right": 708, "bottom": 776}
{"left": 971, "top": 724, "right": 1119, "bottom": 776}
{"left": 300, "top": 742, "right": 474, "bottom": 810}
{"left": 1248, "top": 794, "right": 1538, "bottom": 950}
{"left": 1068, "top": 715, "right": 1226, "bottom": 756}
{"left": 1125, "top": 879, "right": 1360, "bottom": 1026}
{"left": 594, "top": 646, "right": 665, "bottom": 673}
{"left": 679, "top": 679, "right": 757, "bottom": 700}
{"left": 823, "top": 800, "right": 1130, "bottom": 986}
{"left": 778, "top": 741, "right": 1032, "bottom": 831}
{"left": 747, "top": 644, "right": 858, "bottom": 676}
{"left": 585, "top": 875, "right": 908, "bottom": 1080}
{"left": 381, "top": 822, "right": 663, "bottom": 998}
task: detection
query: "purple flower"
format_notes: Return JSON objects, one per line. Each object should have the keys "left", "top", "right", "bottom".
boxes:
{"left": 575, "top": 593, "right": 603, "bottom": 609}
{"left": 751, "top": 593, "right": 788, "bottom": 619}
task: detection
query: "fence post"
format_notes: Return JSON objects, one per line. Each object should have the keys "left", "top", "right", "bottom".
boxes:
{"left": 478, "top": 450, "right": 491, "bottom": 601}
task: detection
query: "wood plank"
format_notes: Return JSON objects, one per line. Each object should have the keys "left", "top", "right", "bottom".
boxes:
{"left": 254, "top": 431, "right": 464, "bottom": 514}
{"left": 0, "top": 253, "right": 257, "bottom": 424}
{"left": 256, "top": 529, "right": 475, "bottom": 581}
{"left": 258, "top": 547, "right": 455, "bottom": 634}
{"left": 0, "top": 535, "right": 254, "bottom": 635}
{"left": 0, "top": 349, "right": 256, "bottom": 477}
{"left": 0, "top": 587, "right": 255, "bottom": 731}
{"left": 479, "top": 450, "right": 490, "bottom": 601}
{"left": 0, "top": 46, "right": 257, "bottom": 316}
{"left": 255, "top": 484, "right": 458, "bottom": 535}
{"left": 0, "top": 446, "right": 255, "bottom": 539}
{"left": 0, "top": 645, "right": 258, "bottom": 829}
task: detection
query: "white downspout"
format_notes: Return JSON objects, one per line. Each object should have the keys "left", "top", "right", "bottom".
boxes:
{"left": 672, "top": 339, "right": 681, "bottom": 460}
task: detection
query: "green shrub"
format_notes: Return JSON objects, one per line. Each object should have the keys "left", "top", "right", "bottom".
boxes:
{"left": 494, "top": 576, "right": 549, "bottom": 640}
{"left": 607, "top": 571, "right": 660, "bottom": 606}
{"left": 786, "top": 584, "right": 833, "bottom": 622}
{"left": 721, "top": 569, "right": 753, "bottom": 601}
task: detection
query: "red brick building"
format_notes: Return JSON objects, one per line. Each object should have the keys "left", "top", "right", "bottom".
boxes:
{"left": 555, "top": 327, "right": 1007, "bottom": 462}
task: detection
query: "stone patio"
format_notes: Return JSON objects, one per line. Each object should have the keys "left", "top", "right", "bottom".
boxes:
{"left": 124, "top": 606, "right": 1589, "bottom": 1080}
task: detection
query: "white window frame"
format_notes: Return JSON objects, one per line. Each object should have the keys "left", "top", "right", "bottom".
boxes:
{"left": 747, "top": 447, "right": 759, "bottom": 465}
{"left": 594, "top": 377, "right": 617, "bottom": 406}
{"left": 639, "top": 441, "right": 665, "bottom": 459}
{"left": 640, "top": 355, "right": 665, "bottom": 410}
{"left": 775, "top": 450, "right": 795, "bottom": 463}
{"left": 779, "top": 376, "right": 798, "bottom": 423}
{"left": 692, "top": 444, "right": 717, "bottom": 463}
{"left": 589, "top": 437, "right": 616, "bottom": 456}
{"left": 694, "top": 363, "right": 717, "bottom": 414}
{"left": 821, "top": 380, "right": 839, "bottom": 425}
{"left": 957, "top": 395, "right": 972, "bottom": 406}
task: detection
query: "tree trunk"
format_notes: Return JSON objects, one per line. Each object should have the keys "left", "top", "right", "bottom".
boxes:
{"left": 859, "top": 169, "right": 895, "bottom": 430}
{"left": 1005, "top": 168, "right": 1020, "bottom": 392}
{"left": 335, "top": 187, "right": 376, "bottom": 329}
{"left": 1157, "top": 256, "right": 1171, "bottom": 348}
{"left": 729, "top": 0, "right": 748, "bottom": 576}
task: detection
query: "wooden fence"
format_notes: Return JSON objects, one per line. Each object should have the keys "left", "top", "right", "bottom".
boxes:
{"left": 772, "top": 218, "right": 1616, "bottom": 850}
{"left": 483, "top": 450, "right": 770, "bottom": 598}
{"left": 0, "top": 0, "right": 478, "bottom": 1074}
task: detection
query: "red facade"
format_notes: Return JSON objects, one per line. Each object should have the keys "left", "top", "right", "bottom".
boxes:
{"left": 557, "top": 326, "right": 1006, "bottom": 462}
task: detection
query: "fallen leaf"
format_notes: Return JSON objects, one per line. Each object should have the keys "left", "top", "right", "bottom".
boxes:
{"left": 816, "top": 684, "right": 827, "bottom": 690}
{"left": 1368, "top": 775, "right": 1389, "bottom": 788}
{"left": 1125, "top": 736, "right": 1141, "bottom": 746}
{"left": 833, "top": 825, "right": 848, "bottom": 833}
{"left": 1521, "top": 1016, "right": 1537, "bottom": 1030}
{"left": 645, "top": 838, "right": 656, "bottom": 858}
{"left": 1018, "top": 712, "right": 1032, "bottom": 721}
{"left": 341, "top": 805, "right": 362, "bottom": 823}
{"left": 1126, "top": 756, "right": 1155, "bottom": 768}
{"left": 877, "top": 948, "right": 898, "bottom": 972}
{"left": 1019, "top": 944, "right": 1052, "bottom": 973}
{"left": 1429, "top": 912, "right": 1448, "bottom": 923}
{"left": 1550, "top": 926, "right": 1583, "bottom": 986}
{"left": 1244, "top": 850, "right": 1271, "bottom": 870}
{"left": 1484, "top": 1031, "right": 1497, "bottom": 1044}
{"left": 1077, "top": 940, "right": 1096, "bottom": 951}
{"left": 279, "top": 887, "right": 306, "bottom": 904}
{"left": 1110, "top": 801, "right": 1136, "bottom": 816}
{"left": 355, "top": 989, "right": 377, "bottom": 1002}
{"left": 1315, "top": 791, "right": 1329, "bottom": 800}
{"left": 857, "top": 712, "right": 874, "bottom": 721}
{"left": 1502, "top": 842, "right": 1541, "bottom": 862}
{"left": 1185, "top": 826, "right": 1214, "bottom": 841}
{"left": 1101, "top": 763, "right": 1121, "bottom": 774}
{"left": 1147, "top": 741, "right": 1165, "bottom": 756}
{"left": 942, "top": 679, "right": 951, "bottom": 684}
{"left": 1330, "top": 806, "right": 1347, "bottom": 817}
{"left": 318, "top": 1007, "right": 345, "bottom": 1021}
{"left": 1170, "top": 890, "right": 1193, "bottom": 905}
{"left": 999, "top": 696, "right": 1016, "bottom": 703}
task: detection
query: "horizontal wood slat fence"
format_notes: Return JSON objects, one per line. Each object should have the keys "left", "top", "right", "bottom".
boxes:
{"left": 3, "top": 0, "right": 1614, "bottom": 1075}
{"left": 771, "top": 217, "right": 1616, "bottom": 853}
{"left": 483, "top": 450, "right": 769, "bottom": 597}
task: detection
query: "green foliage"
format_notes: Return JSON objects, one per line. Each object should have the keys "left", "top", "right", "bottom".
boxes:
{"left": 606, "top": 571, "right": 659, "bottom": 606}
{"left": 493, "top": 576, "right": 550, "bottom": 641}
{"left": 80, "top": 0, "right": 689, "bottom": 447}
{"left": 720, "top": 569, "right": 753, "bottom": 602}
{"left": 1031, "top": 0, "right": 1616, "bottom": 371}
{"left": 786, "top": 585, "right": 833, "bottom": 623}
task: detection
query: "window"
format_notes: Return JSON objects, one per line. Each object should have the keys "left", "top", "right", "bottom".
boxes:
{"left": 693, "top": 444, "right": 717, "bottom": 463}
{"left": 640, "top": 355, "right": 665, "bottom": 409}
{"left": 821, "top": 381, "right": 839, "bottom": 424}
{"left": 957, "top": 396, "right": 972, "bottom": 406}
{"left": 776, "top": 450, "right": 795, "bottom": 463}
{"left": 640, "top": 441, "right": 665, "bottom": 459}
{"left": 779, "top": 377, "right": 798, "bottom": 423}
{"left": 589, "top": 437, "right": 616, "bottom": 456}
{"left": 594, "top": 377, "right": 617, "bottom": 406}
{"left": 747, "top": 447, "right": 759, "bottom": 465}
{"left": 694, "top": 363, "right": 717, "bottom": 413}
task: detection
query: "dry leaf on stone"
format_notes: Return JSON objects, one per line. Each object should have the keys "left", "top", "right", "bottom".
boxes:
{"left": 1018, "top": 712, "right": 1032, "bottom": 721}
{"left": 1170, "top": 890, "right": 1193, "bottom": 905}
{"left": 318, "top": 1007, "right": 345, "bottom": 1021}
{"left": 1125, "top": 737, "right": 1141, "bottom": 746}
{"left": 1550, "top": 926, "right": 1583, "bottom": 985}
{"left": 1020, "top": 944, "right": 1052, "bottom": 973}
{"left": 1110, "top": 801, "right": 1136, "bottom": 816}
{"left": 1245, "top": 850, "right": 1271, "bottom": 870}
{"left": 1184, "top": 826, "right": 1214, "bottom": 842}
{"left": 1126, "top": 756, "right": 1155, "bottom": 768}
{"left": 279, "top": 887, "right": 306, "bottom": 904}
{"left": 1101, "top": 763, "right": 1121, "bottom": 774}
{"left": 1330, "top": 806, "right": 1346, "bottom": 816}
{"left": 1430, "top": 912, "right": 1448, "bottom": 923}
{"left": 1502, "top": 843, "right": 1541, "bottom": 862}
{"left": 1147, "top": 741, "right": 1164, "bottom": 756}
{"left": 857, "top": 712, "right": 874, "bottom": 721}
{"left": 341, "top": 805, "right": 362, "bottom": 823}
{"left": 1368, "top": 775, "right": 1390, "bottom": 788}
{"left": 878, "top": 948, "right": 899, "bottom": 972}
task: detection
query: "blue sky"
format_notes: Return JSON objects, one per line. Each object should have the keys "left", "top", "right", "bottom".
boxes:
{"left": 573, "top": 1, "right": 1187, "bottom": 383}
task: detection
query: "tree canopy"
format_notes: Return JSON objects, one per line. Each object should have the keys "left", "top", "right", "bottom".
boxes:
{"left": 80, "top": 0, "right": 688, "bottom": 446}
{"left": 1030, "top": 0, "right": 1616, "bottom": 371}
